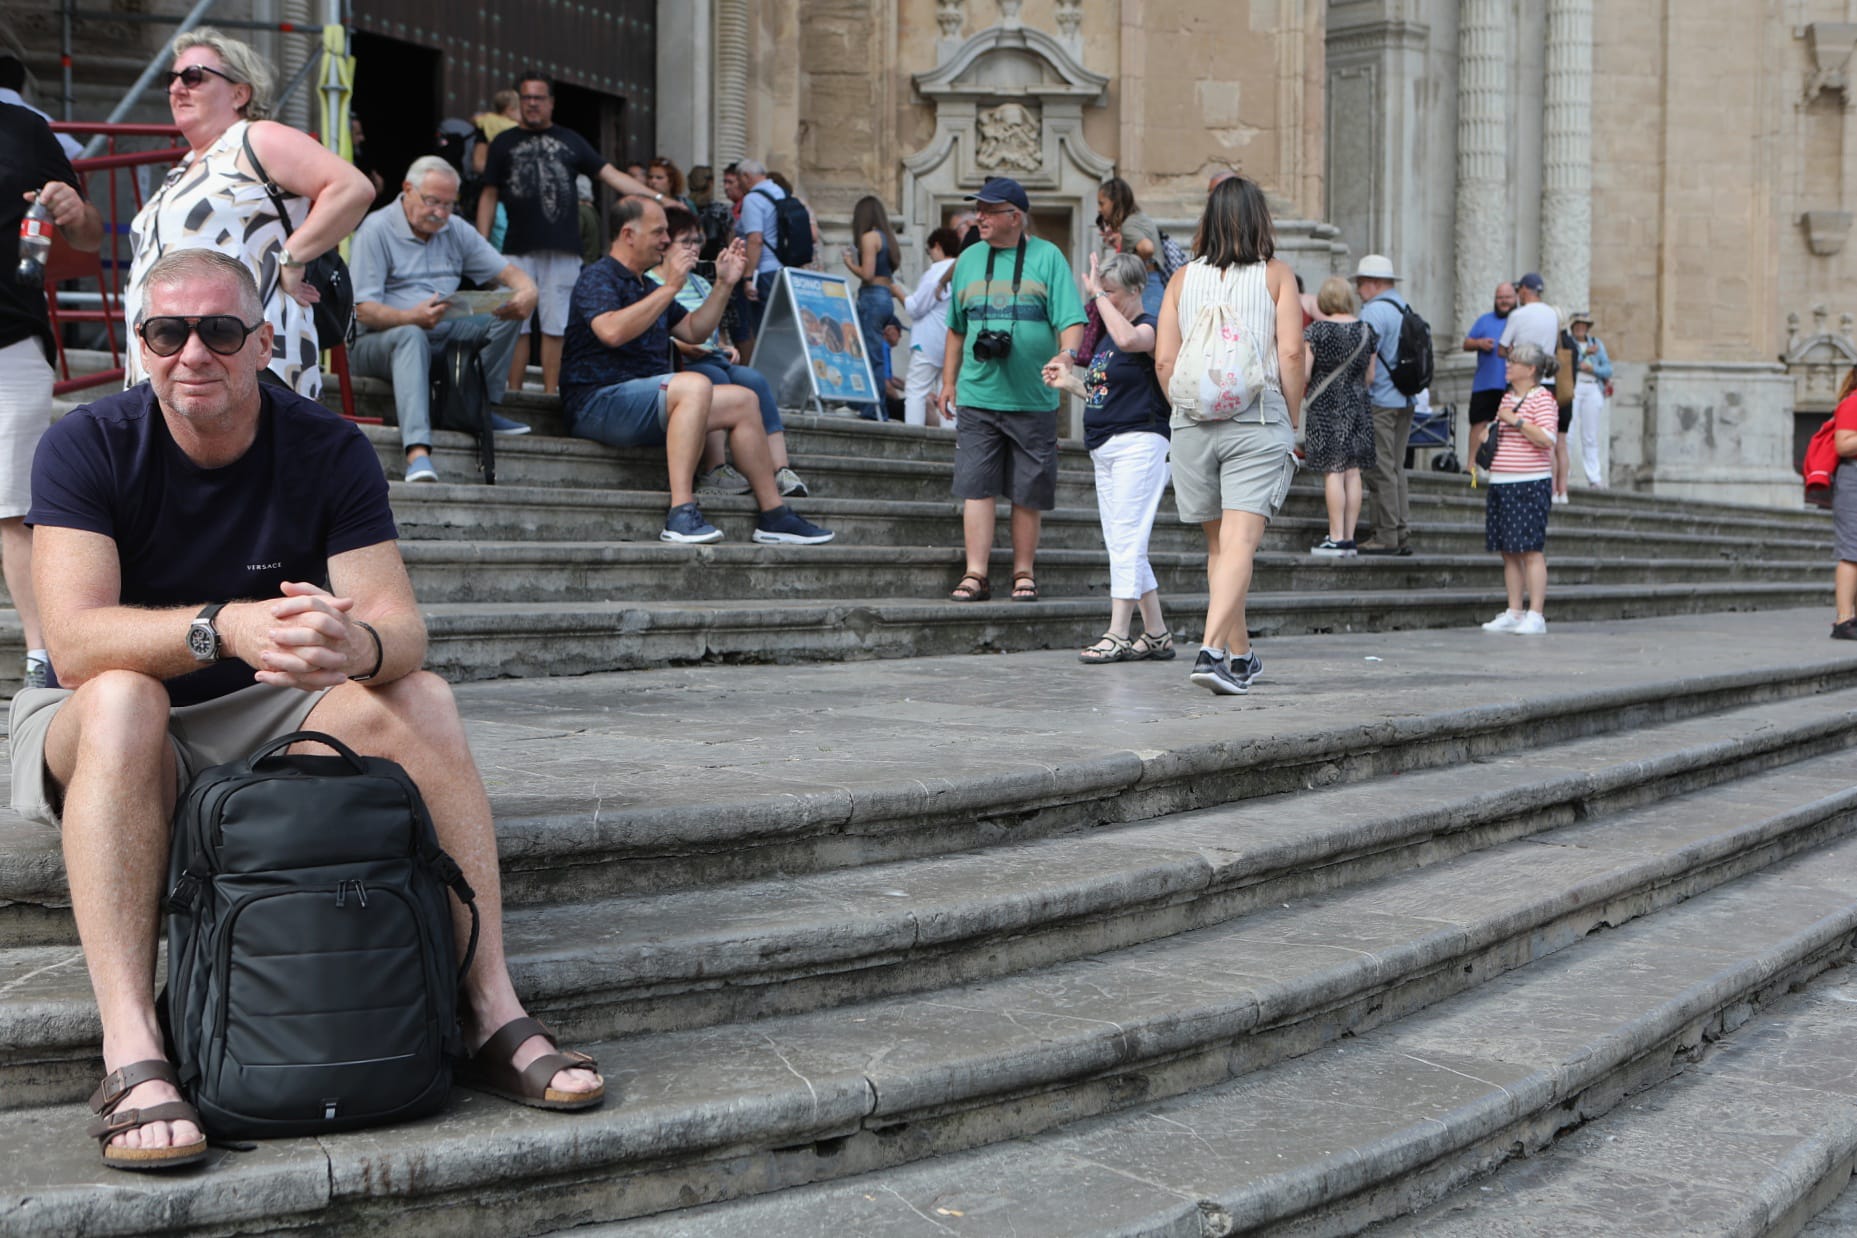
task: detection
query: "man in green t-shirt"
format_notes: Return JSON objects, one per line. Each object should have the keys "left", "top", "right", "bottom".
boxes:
{"left": 936, "top": 177, "right": 1087, "bottom": 603}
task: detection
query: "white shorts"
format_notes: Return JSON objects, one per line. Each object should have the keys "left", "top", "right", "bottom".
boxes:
{"left": 508, "top": 250, "right": 581, "bottom": 336}
{"left": 0, "top": 338, "right": 54, "bottom": 520}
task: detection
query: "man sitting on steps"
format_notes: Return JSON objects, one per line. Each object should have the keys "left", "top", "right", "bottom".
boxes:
{"left": 11, "top": 249, "right": 603, "bottom": 1171}
{"left": 349, "top": 155, "right": 540, "bottom": 484}
{"left": 561, "top": 195, "right": 834, "bottom": 545}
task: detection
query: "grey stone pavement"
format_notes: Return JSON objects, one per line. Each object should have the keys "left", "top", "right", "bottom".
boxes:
{"left": 445, "top": 606, "right": 1852, "bottom": 826}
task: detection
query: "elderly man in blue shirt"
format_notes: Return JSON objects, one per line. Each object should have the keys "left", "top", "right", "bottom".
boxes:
{"left": 350, "top": 155, "right": 540, "bottom": 483}
{"left": 1353, "top": 254, "right": 1414, "bottom": 556}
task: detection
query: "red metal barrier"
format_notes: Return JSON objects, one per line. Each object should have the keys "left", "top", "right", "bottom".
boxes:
{"left": 43, "top": 121, "right": 370, "bottom": 425}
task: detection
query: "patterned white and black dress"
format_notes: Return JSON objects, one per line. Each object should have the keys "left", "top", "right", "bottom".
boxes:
{"left": 1301, "top": 318, "right": 1376, "bottom": 474}
{"left": 125, "top": 120, "right": 321, "bottom": 396}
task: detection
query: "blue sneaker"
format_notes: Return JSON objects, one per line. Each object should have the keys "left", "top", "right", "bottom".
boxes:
{"left": 752, "top": 504, "right": 835, "bottom": 545}
{"left": 490, "top": 413, "right": 531, "bottom": 435}
{"left": 1229, "top": 649, "right": 1263, "bottom": 690}
{"left": 405, "top": 456, "right": 439, "bottom": 483}
{"left": 660, "top": 502, "right": 723, "bottom": 544}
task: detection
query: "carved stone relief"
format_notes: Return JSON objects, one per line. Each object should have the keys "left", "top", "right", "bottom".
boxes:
{"left": 975, "top": 102, "right": 1043, "bottom": 172}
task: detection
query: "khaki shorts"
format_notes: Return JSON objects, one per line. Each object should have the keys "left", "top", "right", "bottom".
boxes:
{"left": 10, "top": 682, "right": 327, "bottom": 828}
{"left": 1168, "top": 388, "right": 1299, "bottom": 524}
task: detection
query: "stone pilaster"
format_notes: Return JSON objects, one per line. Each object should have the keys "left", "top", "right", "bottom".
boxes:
{"left": 713, "top": 0, "right": 749, "bottom": 165}
{"left": 1541, "top": 0, "right": 1593, "bottom": 315}
{"left": 1452, "top": 0, "right": 1510, "bottom": 340}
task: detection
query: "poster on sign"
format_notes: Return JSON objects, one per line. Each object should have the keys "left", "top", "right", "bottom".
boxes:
{"left": 749, "top": 269, "right": 881, "bottom": 414}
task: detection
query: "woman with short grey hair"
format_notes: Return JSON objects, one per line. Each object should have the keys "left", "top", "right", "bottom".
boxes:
{"left": 1480, "top": 341, "right": 1559, "bottom": 635}
{"left": 124, "top": 27, "right": 373, "bottom": 396}
{"left": 1044, "top": 249, "right": 1174, "bottom": 663}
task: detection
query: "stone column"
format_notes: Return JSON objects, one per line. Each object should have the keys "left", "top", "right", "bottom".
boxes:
{"left": 713, "top": 0, "right": 750, "bottom": 165}
{"left": 1452, "top": 0, "right": 1510, "bottom": 341}
{"left": 1540, "top": 0, "right": 1593, "bottom": 315}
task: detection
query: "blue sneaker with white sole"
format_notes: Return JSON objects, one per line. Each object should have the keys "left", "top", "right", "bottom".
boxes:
{"left": 752, "top": 505, "right": 835, "bottom": 545}
{"left": 661, "top": 502, "right": 723, "bottom": 544}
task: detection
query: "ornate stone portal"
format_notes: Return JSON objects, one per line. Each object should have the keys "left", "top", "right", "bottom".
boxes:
{"left": 900, "top": 14, "right": 1112, "bottom": 261}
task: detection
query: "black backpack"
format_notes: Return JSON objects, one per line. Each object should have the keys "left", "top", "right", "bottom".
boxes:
{"left": 752, "top": 185, "right": 815, "bottom": 267}
{"left": 429, "top": 337, "right": 497, "bottom": 485}
{"left": 1387, "top": 298, "right": 1434, "bottom": 397}
{"left": 435, "top": 118, "right": 486, "bottom": 223}
{"left": 163, "top": 731, "right": 479, "bottom": 1139}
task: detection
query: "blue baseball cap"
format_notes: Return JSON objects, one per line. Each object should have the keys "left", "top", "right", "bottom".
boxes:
{"left": 1517, "top": 272, "right": 1545, "bottom": 292}
{"left": 965, "top": 177, "right": 1030, "bottom": 213}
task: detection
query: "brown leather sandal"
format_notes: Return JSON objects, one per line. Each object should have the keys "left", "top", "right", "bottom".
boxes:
{"left": 457, "top": 1016, "right": 605, "bottom": 1111}
{"left": 1010, "top": 571, "right": 1039, "bottom": 602}
{"left": 87, "top": 1060, "right": 209, "bottom": 1172}
{"left": 949, "top": 572, "right": 991, "bottom": 602}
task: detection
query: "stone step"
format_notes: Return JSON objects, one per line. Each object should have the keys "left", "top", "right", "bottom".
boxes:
{"left": 407, "top": 582, "right": 1830, "bottom": 683}
{"left": 8, "top": 683, "right": 1853, "bottom": 1115}
{"left": 392, "top": 541, "right": 1828, "bottom": 605}
{"left": 9, "top": 746, "right": 1857, "bottom": 1234}
{"left": 588, "top": 829, "right": 1857, "bottom": 1237}
{"left": 1378, "top": 966, "right": 1857, "bottom": 1236}
{"left": 384, "top": 482, "right": 1831, "bottom": 562}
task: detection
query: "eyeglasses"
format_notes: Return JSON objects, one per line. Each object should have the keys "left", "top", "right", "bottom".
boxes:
{"left": 518, "top": 93, "right": 551, "bottom": 102}
{"left": 417, "top": 193, "right": 457, "bottom": 212}
{"left": 673, "top": 236, "right": 703, "bottom": 247}
{"left": 164, "top": 64, "right": 240, "bottom": 91}
{"left": 977, "top": 204, "right": 1020, "bottom": 216}
{"left": 138, "top": 315, "right": 263, "bottom": 357}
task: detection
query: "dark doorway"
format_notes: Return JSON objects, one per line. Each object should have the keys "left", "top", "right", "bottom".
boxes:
{"left": 552, "top": 81, "right": 624, "bottom": 168}
{"left": 349, "top": 31, "right": 441, "bottom": 207}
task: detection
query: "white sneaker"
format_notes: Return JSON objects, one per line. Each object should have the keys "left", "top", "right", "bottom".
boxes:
{"left": 1481, "top": 610, "right": 1523, "bottom": 633}
{"left": 1513, "top": 611, "right": 1548, "bottom": 635}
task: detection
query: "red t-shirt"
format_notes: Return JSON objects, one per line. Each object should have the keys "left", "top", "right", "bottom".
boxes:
{"left": 1489, "top": 387, "right": 1558, "bottom": 478}
{"left": 1834, "top": 393, "right": 1857, "bottom": 433}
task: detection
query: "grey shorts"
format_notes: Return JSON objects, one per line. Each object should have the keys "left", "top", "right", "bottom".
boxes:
{"left": 10, "top": 681, "right": 327, "bottom": 828}
{"left": 951, "top": 405, "right": 1060, "bottom": 511}
{"left": 1837, "top": 466, "right": 1857, "bottom": 562}
{"left": 1168, "top": 388, "right": 1299, "bottom": 524}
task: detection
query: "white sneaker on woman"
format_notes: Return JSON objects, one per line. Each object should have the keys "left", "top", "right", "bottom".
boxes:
{"left": 1513, "top": 611, "right": 1548, "bottom": 635}
{"left": 1481, "top": 610, "right": 1523, "bottom": 633}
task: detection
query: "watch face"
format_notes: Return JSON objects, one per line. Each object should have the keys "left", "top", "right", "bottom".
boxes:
{"left": 187, "top": 621, "right": 216, "bottom": 661}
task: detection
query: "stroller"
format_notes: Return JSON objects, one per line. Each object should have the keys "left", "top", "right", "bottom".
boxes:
{"left": 1406, "top": 400, "right": 1460, "bottom": 473}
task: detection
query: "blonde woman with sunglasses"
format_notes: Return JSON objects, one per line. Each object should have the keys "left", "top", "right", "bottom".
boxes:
{"left": 123, "top": 27, "right": 372, "bottom": 397}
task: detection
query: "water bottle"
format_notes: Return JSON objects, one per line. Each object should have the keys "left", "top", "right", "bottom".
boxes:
{"left": 16, "top": 199, "right": 52, "bottom": 287}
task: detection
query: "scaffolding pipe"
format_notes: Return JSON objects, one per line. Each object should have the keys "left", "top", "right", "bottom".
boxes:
{"left": 80, "top": 0, "right": 220, "bottom": 159}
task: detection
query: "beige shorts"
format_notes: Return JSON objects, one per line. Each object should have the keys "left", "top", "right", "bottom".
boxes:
{"left": 1168, "top": 388, "right": 1299, "bottom": 524}
{"left": 10, "top": 682, "right": 327, "bottom": 828}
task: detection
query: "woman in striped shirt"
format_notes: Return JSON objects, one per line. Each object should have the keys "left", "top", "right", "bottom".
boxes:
{"left": 1480, "top": 342, "right": 1559, "bottom": 636}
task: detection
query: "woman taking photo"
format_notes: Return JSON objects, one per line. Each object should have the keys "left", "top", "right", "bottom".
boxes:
{"left": 842, "top": 195, "right": 903, "bottom": 397}
{"left": 1302, "top": 276, "right": 1377, "bottom": 556}
{"left": 1043, "top": 252, "right": 1173, "bottom": 664}
{"left": 1480, "top": 341, "right": 1559, "bottom": 636}
{"left": 1154, "top": 176, "right": 1304, "bottom": 697}
{"left": 124, "top": 28, "right": 374, "bottom": 397}
{"left": 1096, "top": 176, "right": 1166, "bottom": 315}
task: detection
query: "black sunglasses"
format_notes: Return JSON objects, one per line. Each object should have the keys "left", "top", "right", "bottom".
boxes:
{"left": 164, "top": 64, "right": 240, "bottom": 91}
{"left": 138, "top": 315, "right": 263, "bottom": 357}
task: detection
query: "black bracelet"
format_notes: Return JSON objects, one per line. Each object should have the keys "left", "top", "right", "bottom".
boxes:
{"left": 349, "top": 620, "right": 383, "bottom": 682}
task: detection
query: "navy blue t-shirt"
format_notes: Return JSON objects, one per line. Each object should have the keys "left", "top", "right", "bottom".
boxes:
{"left": 560, "top": 256, "right": 688, "bottom": 419}
{"left": 1082, "top": 312, "right": 1169, "bottom": 451}
{"left": 28, "top": 383, "right": 398, "bottom": 705}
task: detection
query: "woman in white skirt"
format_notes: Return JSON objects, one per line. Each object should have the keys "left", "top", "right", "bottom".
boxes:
{"left": 1043, "top": 252, "right": 1173, "bottom": 663}
{"left": 1154, "top": 176, "right": 1305, "bottom": 697}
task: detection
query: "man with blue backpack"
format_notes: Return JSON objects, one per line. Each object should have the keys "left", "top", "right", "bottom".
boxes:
{"left": 1352, "top": 254, "right": 1433, "bottom": 556}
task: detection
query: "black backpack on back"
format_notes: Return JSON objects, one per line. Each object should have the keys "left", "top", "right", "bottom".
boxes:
{"left": 1388, "top": 299, "right": 1435, "bottom": 397}
{"left": 163, "top": 731, "right": 479, "bottom": 1139}
{"left": 434, "top": 118, "right": 486, "bottom": 223}
{"left": 429, "top": 337, "right": 497, "bottom": 484}
{"left": 752, "top": 185, "right": 815, "bottom": 267}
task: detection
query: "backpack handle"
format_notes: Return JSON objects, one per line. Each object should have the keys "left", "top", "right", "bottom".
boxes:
{"left": 247, "top": 730, "right": 370, "bottom": 774}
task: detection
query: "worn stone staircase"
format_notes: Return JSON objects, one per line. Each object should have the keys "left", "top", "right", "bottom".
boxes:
{"left": 1, "top": 380, "right": 1852, "bottom": 1236}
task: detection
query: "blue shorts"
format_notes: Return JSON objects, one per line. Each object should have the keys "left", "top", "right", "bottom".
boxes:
{"left": 566, "top": 375, "right": 675, "bottom": 447}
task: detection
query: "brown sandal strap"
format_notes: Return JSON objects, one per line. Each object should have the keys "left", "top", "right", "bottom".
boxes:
{"left": 518, "top": 1048, "right": 599, "bottom": 1095}
{"left": 474, "top": 1016, "right": 555, "bottom": 1070}
{"left": 87, "top": 1100, "right": 201, "bottom": 1143}
{"left": 89, "top": 1060, "right": 181, "bottom": 1115}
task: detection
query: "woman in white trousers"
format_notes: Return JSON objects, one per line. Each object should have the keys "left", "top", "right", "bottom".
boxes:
{"left": 1568, "top": 311, "right": 1613, "bottom": 488}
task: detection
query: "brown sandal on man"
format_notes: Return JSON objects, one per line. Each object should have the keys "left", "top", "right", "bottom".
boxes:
{"left": 1010, "top": 571, "right": 1039, "bottom": 602}
{"left": 87, "top": 1060, "right": 209, "bottom": 1172}
{"left": 456, "top": 1016, "right": 605, "bottom": 1111}
{"left": 949, "top": 572, "right": 991, "bottom": 602}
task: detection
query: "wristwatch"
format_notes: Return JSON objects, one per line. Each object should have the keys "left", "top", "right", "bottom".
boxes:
{"left": 187, "top": 603, "right": 226, "bottom": 663}
{"left": 279, "top": 246, "right": 305, "bottom": 268}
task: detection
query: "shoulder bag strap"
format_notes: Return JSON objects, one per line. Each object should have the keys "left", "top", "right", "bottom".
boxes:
{"left": 238, "top": 123, "right": 298, "bottom": 240}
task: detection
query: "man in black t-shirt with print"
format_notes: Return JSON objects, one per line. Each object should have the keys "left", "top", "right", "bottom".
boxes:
{"left": 474, "top": 70, "right": 658, "bottom": 396}
{"left": 12, "top": 249, "right": 603, "bottom": 1171}
{"left": 0, "top": 102, "right": 101, "bottom": 691}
